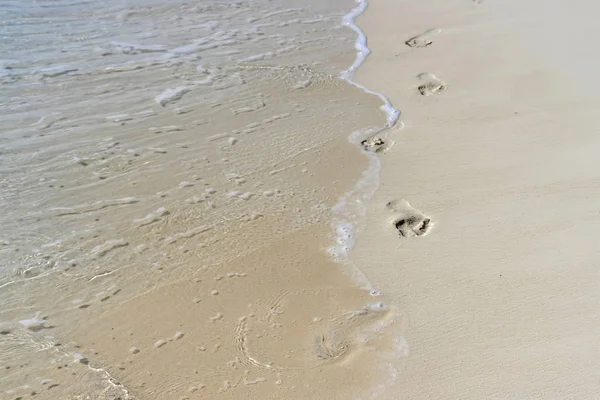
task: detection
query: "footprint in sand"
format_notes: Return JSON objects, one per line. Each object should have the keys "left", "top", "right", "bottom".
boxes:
{"left": 360, "top": 135, "right": 387, "bottom": 153}
{"left": 405, "top": 28, "right": 442, "bottom": 48}
{"left": 361, "top": 135, "right": 393, "bottom": 154}
{"left": 361, "top": 124, "right": 403, "bottom": 154}
{"left": 386, "top": 199, "right": 433, "bottom": 237}
{"left": 233, "top": 289, "right": 396, "bottom": 371}
{"left": 417, "top": 73, "right": 447, "bottom": 96}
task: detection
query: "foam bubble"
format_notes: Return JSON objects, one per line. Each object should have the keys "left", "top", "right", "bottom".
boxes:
{"left": 18, "top": 312, "right": 45, "bottom": 329}
{"left": 155, "top": 87, "right": 191, "bottom": 107}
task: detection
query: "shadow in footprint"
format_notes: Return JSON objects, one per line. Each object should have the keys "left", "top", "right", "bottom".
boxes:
{"left": 394, "top": 217, "right": 431, "bottom": 237}
{"left": 361, "top": 125, "right": 403, "bottom": 154}
{"left": 405, "top": 28, "right": 442, "bottom": 48}
{"left": 386, "top": 199, "right": 433, "bottom": 238}
{"left": 417, "top": 73, "right": 446, "bottom": 96}
{"left": 361, "top": 135, "right": 394, "bottom": 154}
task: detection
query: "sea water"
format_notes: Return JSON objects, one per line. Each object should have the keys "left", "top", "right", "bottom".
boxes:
{"left": 0, "top": 0, "right": 404, "bottom": 398}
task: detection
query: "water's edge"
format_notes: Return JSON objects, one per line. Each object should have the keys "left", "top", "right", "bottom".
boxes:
{"left": 333, "top": 5, "right": 409, "bottom": 397}
{"left": 331, "top": 0, "right": 400, "bottom": 283}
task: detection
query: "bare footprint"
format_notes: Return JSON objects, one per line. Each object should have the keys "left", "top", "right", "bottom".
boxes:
{"left": 386, "top": 199, "right": 433, "bottom": 237}
{"left": 405, "top": 28, "right": 442, "bottom": 48}
{"left": 233, "top": 289, "right": 397, "bottom": 371}
{"left": 361, "top": 124, "right": 403, "bottom": 154}
{"left": 314, "top": 332, "right": 348, "bottom": 361}
{"left": 361, "top": 135, "right": 394, "bottom": 154}
{"left": 417, "top": 73, "right": 447, "bottom": 96}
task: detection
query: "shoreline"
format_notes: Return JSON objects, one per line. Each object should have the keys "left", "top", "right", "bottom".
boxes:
{"left": 0, "top": 0, "right": 417, "bottom": 398}
{"left": 330, "top": 0, "right": 400, "bottom": 282}
{"left": 1, "top": 0, "right": 407, "bottom": 398}
{"left": 340, "top": 0, "right": 400, "bottom": 128}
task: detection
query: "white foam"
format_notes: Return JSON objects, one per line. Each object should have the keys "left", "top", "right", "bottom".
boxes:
{"left": 200, "top": 21, "right": 221, "bottom": 31}
{"left": 238, "top": 52, "right": 274, "bottom": 62}
{"left": 330, "top": 3, "right": 406, "bottom": 398}
{"left": 330, "top": 0, "right": 400, "bottom": 263}
{"left": 18, "top": 311, "right": 45, "bottom": 329}
{"left": 112, "top": 42, "right": 167, "bottom": 54}
{"left": 165, "top": 225, "right": 211, "bottom": 244}
{"left": 172, "top": 42, "right": 206, "bottom": 54}
{"left": 155, "top": 87, "right": 191, "bottom": 107}
{"left": 105, "top": 113, "right": 132, "bottom": 122}
{"left": 133, "top": 207, "right": 169, "bottom": 226}
{"left": 340, "top": 0, "right": 400, "bottom": 128}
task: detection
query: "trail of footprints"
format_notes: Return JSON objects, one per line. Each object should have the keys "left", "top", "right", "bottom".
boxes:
{"left": 365, "top": 26, "right": 447, "bottom": 240}
{"left": 403, "top": 27, "right": 448, "bottom": 96}
{"left": 363, "top": 26, "right": 449, "bottom": 154}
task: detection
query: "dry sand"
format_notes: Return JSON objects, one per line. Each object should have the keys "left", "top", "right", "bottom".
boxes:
{"left": 352, "top": 0, "right": 600, "bottom": 398}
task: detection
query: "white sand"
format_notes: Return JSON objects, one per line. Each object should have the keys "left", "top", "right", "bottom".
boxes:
{"left": 351, "top": 0, "right": 600, "bottom": 397}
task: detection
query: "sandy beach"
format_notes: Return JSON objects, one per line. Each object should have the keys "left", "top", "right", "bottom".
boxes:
{"left": 352, "top": 0, "right": 600, "bottom": 398}
{"left": 3, "top": 0, "right": 600, "bottom": 398}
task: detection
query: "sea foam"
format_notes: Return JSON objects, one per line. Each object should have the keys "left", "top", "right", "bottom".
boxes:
{"left": 330, "top": 0, "right": 400, "bottom": 262}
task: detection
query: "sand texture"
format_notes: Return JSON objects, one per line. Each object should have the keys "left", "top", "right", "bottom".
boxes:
{"left": 352, "top": 0, "right": 600, "bottom": 398}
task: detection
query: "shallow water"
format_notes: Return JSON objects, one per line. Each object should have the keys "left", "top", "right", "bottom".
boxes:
{"left": 1, "top": 0, "right": 360, "bottom": 294}
{"left": 1, "top": 0, "right": 405, "bottom": 398}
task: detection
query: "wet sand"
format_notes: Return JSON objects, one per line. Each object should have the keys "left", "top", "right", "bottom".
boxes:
{"left": 72, "top": 225, "right": 404, "bottom": 399}
{"left": 1, "top": 71, "right": 404, "bottom": 398}
{"left": 353, "top": 0, "right": 600, "bottom": 398}
{"left": 1, "top": 1, "right": 408, "bottom": 398}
